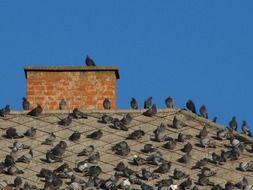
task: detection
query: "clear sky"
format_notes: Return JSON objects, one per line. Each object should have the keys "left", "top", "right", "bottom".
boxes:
{"left": 0, "top": 1, "right": 252, "bottom": 130}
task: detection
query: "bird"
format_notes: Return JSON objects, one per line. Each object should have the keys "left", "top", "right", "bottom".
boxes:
{"left": 163, "top": 139, "right": 177, "bottom": 150}
{"left": 85, "top": 151, "right": 100, "bottom": 164}
{"left": 235, "top": 177, "right": 248, "bottom": 189}
{"left": 153, "top": 160, "right": 171, "bottom": 174}
{"left": 132, "top": 155, "right": 147, "bottom": 166}
{"left": 141, "top": 168, "right": 159, "bottom": 180}
{"left": 112, "top": 118, "right": 128, "bottom": 131}
{"left": 78, "top": 145, "right": 95, "bottom": 156}
{"left": 51, "top": 140, "right": 67, "bottom": 157}
{"left": 127, "top": 129, "right": 145, "bottom": 140}
{"left": 24, "top": 127, "right": 37, "bottom": 137}
{"left": 186, "top": 100, "right": 196, "bottom": 113}
{"left": 199, "top": 105, "right": 208, "bottom": 119}
{"left": 182, "top": 142, "right": 192, "bottom": 153}
{"left": 87, "top": 129, "right": 103, "bottom": 140}
{"left": 100, "top": 114, "right": 113, "bottom": 124}
{"left": 85, "top": 55, "right": 96, "bottom": 66}
{"left": 198, "top": 176, "right": 214, "bottom": 186}
{"left": 198, "top": 126, "right": 208, "bottom": 139}
{"left": 144, "top": 97, "right": 152, "bottom": 109}
{"left": 59, "top": 99, "right": 67, "bottom": 110}
{"left": 4, "top": 155, "right": 15, "bottom": 167}
{"left": 201, "top": 167, "right": 216, "bottom": 177}
{"left": 172, "top": 116, "right": 182, "bottom": 129}
{"left": 165, "top": 97, "right": 174, "bottom": 108}
{"left": 217, "top": 128, "right": 230, "bottom": 140}
{"left": 7, "top": 165, "right": 24, "bottom": 175}
{"left": 142, "top": 144, "right": 156, "bottom": 153}
{"left": 58, "top": 116, "right": 72, "bottom": 126}
{"left": 179, "top": 178, "right": 192, "bottom": 189}
{"left": 14, "top": 176, "right": 22, "bottom": 188}
{"left": 41, "top": 132, "right": 56, "bottom": 145}
{"left": 86, "top": 166, "right": 102, "bottom": 177}
{"left": 120, "top": 113, "right": 133, "bottom": 125}
{"left": 0, "top": 105, "right": 10, "bottom": 117}
{"left": 69, "top": 131, "right": 81, "bottom": 141}
{"left": 200, "top": 137, "right": 216, "bottom": 148}
{"left": 130, "top": 98, "right": 138, "bottom": 109}
{"left": 27, "top": 104, "right": 43, "bottom": 117}
{"left": 143, "top": 104, "right": 157, "bottom": 117}
{"left": 229, "top": 116, "right": 238, "bottom": 131}
{"left": 177, "top": 133, "right": 192, "bottom": 142}
{"left": 141, "top": 183, "right": 155, "bottom": 190}
{"left": 6, "top": 127, "right": 24, "bottom": 139}
{"left": 241, "top": 120, "right": 252, "bottom": 137}
{"left": 192, "top": 158, "right": 209, "bottom": 169}
{"left": 225, "top": 181, "right": 235, "bottom": 190}
{"left": 17, "top": 149, "right": 33, "bottom": 163}
{"left": 178, "top": 153, "right": 191, "bottom": 164}
{"left": 45, "top": 151, "right": 63, "bottom": 163}
{"left": 112, "top": 141, "right": 130, "bottom": 156}
{"left": 72, "top": 108, "right": 88, "bottom": 119}
{"left": 103, "top": 98, "right": 111, "bottom": 110}
{"left": 22, "top": 98, "right": 30, "bottom": 110}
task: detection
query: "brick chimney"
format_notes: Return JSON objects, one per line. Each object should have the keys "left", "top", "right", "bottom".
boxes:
{"left": 24, "top": 66, "right": 120, "bottom": 110}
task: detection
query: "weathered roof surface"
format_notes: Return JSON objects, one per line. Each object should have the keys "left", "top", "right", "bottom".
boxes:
{"left": 0, "top": 109, "right": 252, "bottom": 189}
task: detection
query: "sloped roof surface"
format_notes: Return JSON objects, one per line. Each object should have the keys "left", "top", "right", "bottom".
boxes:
{"left": 0, "top": 109, "right": 252, "bottom": 189}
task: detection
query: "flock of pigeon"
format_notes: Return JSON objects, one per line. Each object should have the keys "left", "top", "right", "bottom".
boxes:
{"left": 0, "top": 95, "right": 252, "bottom": 190}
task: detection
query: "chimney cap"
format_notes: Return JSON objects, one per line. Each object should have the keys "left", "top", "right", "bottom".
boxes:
{"left": 24, "top": 66, "right": 120, "bottom": 79}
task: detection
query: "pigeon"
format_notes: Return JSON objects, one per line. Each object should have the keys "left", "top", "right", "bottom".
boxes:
{"left": 198, "top": 126, "right": 208, "bottom": 139}
{"left": 128, "top": 174, "right": 142, "bottom": 185}
{"left": 100, "top": 114, "right": 114, "bottom": 124}
{"left": 235, "top": 177, "right": 248, "bottom": 189}
{"left": 0, "top": 105, "right": 10, "bottom": 117}
{"left": 85, "top": 55, "right": 96, "bottom": 66}
{"left": 75, "top": 161, "right": 90, "bottom": 172}
{"left": 127, "top": 129, "right": 145, "bottom": 140}
{"left": 14, "top": 176, "right": 22, "bottom": 188}
{"left": 12, "top": 141, "right": 30, "bottom": 151}
{"left": 153, "top": 160, "right": 171, "bottom": 174}
{"left": 154, "top": 123, "right": 166, "bottom": 134}
{"left": 7, "top": 165, "right": 24, "bottom": 175}
{"left": 65, "top": 182, "right": 80, "bottom": 190}
{"left": 173, "top": 168, "right": 189, "bottom": 180}
{"left": 17, "top": 149, "right": 33, "bottom": 163}
{"left": 51, "top": 140, "right": 67, "bottom": 157}
{"left": 182, "top": 142, "right": 192, "bottom": 153}
{"left": 177, "top": 133, "right": 192, "bottom": 142}
{"left": 114, "top": 161, "right": 126, "bottom": 171}
{"left": 132, "top": 155, "right": 147, "bottom": 166}
{"left": 58, "top": 116, "right": 72, "bottom": 126}
{"left": 192, "top": 158, "right": 209, "bottom": 169}
{"left": 229, "top": 116, "right": 238, "bottom": 131}
{"left": 87, "top": 129, "right": 103, "bottom": 140}
{"left": 85, "top": 151, "right": 100, "bottom": 164}
{"left": 198, "top": 176, "right": 214, "bottom": 186}
{"left": 27, "top": 104, "right": 43, "bottom": 117}
{"left": 141, "top": 183, "right": 155, "bottom": 190}
{"left": 212, "top": 152, "right": 223, "bottom": 164}
{"left": 72, "top": 108, "right": 88, "bottom": 119}
{"left": 146, "top": 152, "right": 164, "bottom": 166}
{"left": 157, "top": 179, "right": 174, "bottom": 189}
{"left": 201, "top": 167, "right": 216, "bottom": 177}
{"left": 41, "top": 132, "right": 56, "bottom": 145}
{"left": 69, "top": 131, "right": 81, "bottom": 141}
{"left": 142, "top": 144, "right": 157, "bottom": 153}
{"left": 70, "top": 174, "right": 85, "bottom": 184}
{"left": 112, "top": 118, "right": 128, "bottom": 131}
{"left": 46, "top": 151, "right": 63, "bottom": 163}
{"left": 180, "top": 178, "right": 192, "bottom": 189}
{"left": 212, "top": 117, "right": 218, "bottom": 123}
{"left": 186, "top": 100, "right": 196, "bottom": 114}
{"left": 59, "top": 99, "right": 67, "bottom": 110}
{"left": 143, "top": 104, "right": 157, "bottom": 117}
{"left": 241, "top": 120, "right": 252, "bottom": 137}
{"left": 0, "top": 163, "right": 5, "bottom": 174}
{"left": 192, "top": 186, "right": 199, "bottom": 190}
{"left": 0, "top": 180, "right": 8, "bottom": 189}
{"left": 217, "top": 128, "right": 230, "bottom": 140}
{"left": 144, "top": 97, "right": 152, "bottom": 109}
{"left": 163, "top": 139, "right": 177, "bottom": 150}
{"left": 86, "top": 166, "right": 102, "bottom": 177}
{"left": 130, "top": 98, "right": 138, "bottom": 109}
{"left": 6, "top": 127, "right": 24, "bottom": 139}
{"left": 165, "top": 97, "right": 174, "bottom": 108}
{"left": 199, "top": 105, "right": 208, "bottom": 119}
{"left": 103, "top": 98, "right": 111, "bottom": 110}
{"left": 239, "top": 161, "right": 253, "bottom": 172}
{"left": 120, "top": 113, "right": 133, "bottom": 125}
{"left": 78, "top": 145, "right": 95, "bottom": 156}
{"left": 200, "top": 137, "right": 216, "bottom": 148}
{"left": 172, "top": 116, "right": 182, "bottom": 129}
{"left": 112, "top": 141, "right": 130, "bottom": 156}
{"left": 23, "top": 182, "right": 32, "bottom": 190}
{"left": 22, "top": 98, "right": 30, "bottom": 110}
{"left": 225, "top": 181, "right": 235, "bottom": 190}
{"left": 119, "top": 178, "right": 131, "bottom": 190}
{"left": 4, "top": 155, "right": 15, "bottom": 167}
{"left": 212, "top": 185, "right": 223, "bottom": 190}
{"left": 178, "top": 153, "right": 191, "bottom": 164}
{"left": 24, "top": 127, "right": 37, "bottom": 137}
{"left": 141, "top": 168, "right": 159, "bottom": 180}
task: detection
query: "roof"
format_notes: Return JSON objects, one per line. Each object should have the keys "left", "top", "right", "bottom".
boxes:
{"left": 0, "top": 109, "right": 252, "bottom": 189}
{"left": 24, "top": 66, "right": 120, "bottom": 79}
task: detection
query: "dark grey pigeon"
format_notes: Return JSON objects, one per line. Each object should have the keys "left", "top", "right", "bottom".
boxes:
{"left": 182, "top": 142, "right": 192, "bottom": 153}
{"left": 4, "top": 155, "right": 15, "bottom": 167}
{"left": 85, "top": 151, "right": 100, "bottom": 164}
{"left": 192, "top": 158, "right": 209, "bottom": 169}
{"left": 173, "top": 169, "right": 189, "bottom": 180}
{"left": 201, "top": 167, "right": 216, "bottom": 177}
{"left": 177, "top": 133, "right": 192, "bottom": 142}
{"left": 58, "top": 116, "right": 72, "bottom": 126}
{"left": 113, "top": 118, "right": 128, "bottom": 131}
{"left": 69, "top": 131, "right": 81, "bottom": 142}
{"left": 212, "top": 185, "right": 223, "bottom": 190}
{"left": 141, "top": 183, "right": 155, "bottom": 190}
{"left": 165, "top": 96, "right": 174, "bottom": 108}
{"left": 127, "top": 129, "right": 145, "bottom": 140}
{"left": 85, "top": 55, "right": 96, "bottom": 66}
{"left": 142, "top": 144, "right": 156, "bottom": 153}
{"left": 146, "top": 152, "right": 164, "bottom": 166}
{"left": 7, "top": 165, "right": 24, "bottom": 175}
{"left": 87, "top": 129, "right": 103, "bottom": 140}
{"left": 27, "top": 105, "right": 42, "bottom": 117}
{"left": 17, "top": 149, "right": 33, "bottom": 163}
{"left": 0, "top": 105, "right": 10, "bottom": 117}
{"left": 212, "top": 117, "right": 218, "bottom": 123}
{"left": 112, "top": 141, "right": 130, "bottom": 156}
{"left": 186, "top": 100, "right": 196, "bottom": 114}
{"left": 180, "top": 178, "right": 192, "bottom": 189}
{"left": 133, "top": 155, "right": 147, "bottom": 166}
{"left": 103, "top": 98, "right": 111, "bottom": 110}
{"left": 157, "top": 179, "right": 173, "bottom": 189}
{"left": 59, "top": 99, "right": 67, "bottom": 110}
{"left": 163, "top": 139, "right": 177, "bottom": 150}
{"left": 229, "top": 116, "right": 238, "bottom": 131}
{"left": 144, "top": 97, "right": 152, "bottom": 109}
{"left": 199, "top": 105, "right": 208, "bottom": 119}
{"left": 212, "top": 152, "right": 223, "bottom": 164}
{"left": 198, "top": 176, "right": 214, "bottom": 186}
{"left": 235, "top": 177, "right": 248, "bottom": 189}
{"left": 143, "top": 104, "right": 157, "bottom": 117}
{"left": 153, "top": 160, "right": 171, "bottom": 174}
{"left": 14, "top": 176, "right": 22, "bottom": 188}
{"left": 23, "top": 182, "right": 32, "bottom": 190}
{"left": 6, "top": 127, "right": 24, "bottom": 139}
{"left": 86, "top": 166, "right": 102, "bottom": 177}
{"left": 172, "top": 116, "right": 182, "bottom": 129}
{"left": 22, "top": 97, "right": 30, "bottom": 110}
{"left": 41, "top": 132, "right": 56, "bottom": 145}
{"left": 78, "top": 145, "right": 95, "bottom": 156}
{"left": 241, "top": 120, "right": 252, "bottom": 137}
{"left": 24, "top": 127, "right": 36, "bottom": 137}
{"left": 100, "top": 114, "right": 113, "bottom": 124}
{"left": 141, "top": 168, "right": 159, "bottom": 180}
{"left": 178, "top": 153, "right": 191, "bottom": 164}
{"left": 72, "top": 108, "right": 88, "bottom": 119}
{"left": 225, "top": 182, "right": 235, "bottom": 190}
{"left": 114, "top": 161, "right": 126, "bottom": 171}
{"left": 51, "top": 140, "right": 67, "bottom": 157}
{"left": 198, "top": 126, "right": 208, "bottom": 139}
{"left": 120, "top": 113, "right": 133, "bottom": 125}
{"left": 130, "top": 98, "right": 138, "bottom": 109}
{"left": 46, "top": 151, "right": 63, "bottom": 163}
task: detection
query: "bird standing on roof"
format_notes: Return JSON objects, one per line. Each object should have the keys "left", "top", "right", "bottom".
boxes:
{"left": 27, "top": 105, "right": 43, "bottom": 117}
{"left": 144, "top": 97, "right": 152, "bottom": 109}
{"left": 229, "top": 116, "right": 238, "bottom": 131}
{"left": 87, "top": 129, "right": 103, "bottom": 140}
{"left": 85, "top": 55, "right": 96, "bottom": 66}
{"left": 130, "top": 98, "right": 138, "bottom": 109}
{"left": 241, "top": 120, "right": 252, "bottom": 137}
{"left": 143, "top": 104, "right": 157, "bottom": 117}
{"left": 186, "top": 100, "right": 196, "bottom": 114}
{"left": 24, "top": 127, "right": 37, "bottom": 138}
{"left": 165, "top": 96, "right": 174, "bottom": 108}
{"left": 199, "top": 105, "right": 208, "bottom": 119}
{"left": 0, "top": 105, "right": 10, "bottom": 117}
{"left": 59, "top": 99, "right": 67, "bottom": 110}
{"left": 22, "top": 98, "right": 30, "bottom": 110}
{"left": 103, "top": 98, "right": 111, "bottom": 110}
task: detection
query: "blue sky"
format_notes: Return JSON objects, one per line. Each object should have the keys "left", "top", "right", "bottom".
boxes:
{"left": 0, "top": 1, "right": 253, "bottom": 130}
